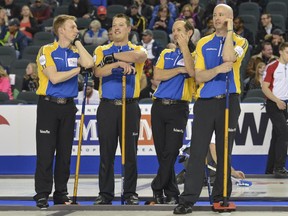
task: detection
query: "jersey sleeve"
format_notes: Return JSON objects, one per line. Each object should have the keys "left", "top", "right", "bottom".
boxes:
{"left": 263, "top": 64, "right": 274, "bottom": 84}
{"left": 38, "top": 46, "right": 56, "bottom": 69}
{"left": 93, "top": 46, "right": 104, "bottom": 66}
{"left": 155, "top": 49, "right": 169, "bottom": 69}
{"left": 234, "top": 35, "right": 248, "bottom": 62}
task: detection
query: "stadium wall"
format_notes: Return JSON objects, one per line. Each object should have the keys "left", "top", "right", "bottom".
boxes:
{"left": 0, "top": 104, "right": 286, "bottom": 175}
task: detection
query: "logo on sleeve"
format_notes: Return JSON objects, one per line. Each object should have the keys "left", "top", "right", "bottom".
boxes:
{"left": 39, "top": 55, "right": 46, "bottom": 66}
{"left": 235, "top": 46, "right": 244, "bottom": 57}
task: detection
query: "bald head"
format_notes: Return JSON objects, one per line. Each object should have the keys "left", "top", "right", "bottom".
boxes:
{"left": 214, "top": 4, "right": 233, "bottom": 18}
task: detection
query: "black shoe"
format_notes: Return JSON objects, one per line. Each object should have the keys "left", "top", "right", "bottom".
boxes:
{"left": 165, "top": 196, "right": 179, "bottom": 205}
{"left": 53, "top": 193, "right": 72, "bottom": 205}
{"left": 173, "top": 204, "right": 193, "bottom": 214}
{"left": 125, "top": 195, "right": 139, "bottom": 205}
{"left": 94, "top": 195, "right": 112, "bottom": 205}
{"left": 36, "top": 197, "right": 49, "bottom": 209}
{"left": 274, "top": 168, "right": 288, "bottom": 178}
{"left": 154, "top": 194, "right": 165, "bottom": 204}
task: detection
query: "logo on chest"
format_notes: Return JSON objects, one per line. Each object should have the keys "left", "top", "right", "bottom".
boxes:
{"left": 67, "top": 58, "right": 78, "bottom": 67}
{"left": 176, "top": 58, "right": 185, "bottom": 66}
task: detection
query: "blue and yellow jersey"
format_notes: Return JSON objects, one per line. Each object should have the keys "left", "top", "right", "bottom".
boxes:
{"left": 153, "top": 48, "right": 196, "bottom": 102}
{"left": 195, "top": 32, "right": 248, "bottom": 98}
{"left": 36, "top": 41, "right": 80, "bottom": 98}
{"left": 94, "top": 41, "right": 145, "bottom": 99}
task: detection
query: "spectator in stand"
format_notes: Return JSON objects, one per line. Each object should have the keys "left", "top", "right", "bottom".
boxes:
{"left": 0, "top": 6, "right": 8, "bottom": 32}
{"left": 246, "top": 41, "right": 278, "bottom": 81}
{"left": 187, "top": 0, "right": 204, "bottom": 30}
{"left": 96, "top": 6, "right": 112, "bottom": 31}
{"left": 106, "top": 27, "right": 113, "bottom": 43}
{"left": 256, "top": 13, "right": 281, "bottom": 47}
{"left": 89, "top": 0, "right": 107, "bottom": 7}
{"left": 0, "top": 65, "right": 13, "bottom": 100}
{"left": 152, "top": 0, "right": 178, "bottom": 20}
{"left": 0, "top": 0, "right": 21, "bottom": 19}
{"left": 133, "top": 0, "right": 153, "bottom": 23}
{"left": 178, "top": 4, "right": 193, "bottom": 20}
{"left": 22, "top": 62, "right": 38, "bottom": 92}
{"left": 19, "top": 5, "right": 39, "bottom": 44}
{"left": 265, "top": 28, "right": 286, "bottom": 57}
{"left": 166, "top": 42, "right": 176, "bottom": 49}
{"left": 233, "top": 16, "right": 254, "bottom": 49}
{"left": 246, "top": 62, "right": 266, "bottom": 91}
{"left": 68, "top": 0, "right": 90, "bottom": 19}
{"left": 139, "top": 29, "right": 163, "bottom": 84}
{"left": 77, "top": 78, "right": 100, "bottom": 105}
{"left": 0, "top": 18, "right": 28, "bottom": 59}
{"left": 140, "top": 29, "right": 163, "bottom": 65}
{"left": 30, "top": 0, "right": 51, "bottom": 25}
{"left": 139, "top": 73, "right": 160, "bottom": 100}
{"left": 148, "top": 5, "right": 174, "bottom": 35}
{"left": 44, "top": 0, "right": 59, "bottom": 14}
{"left": 127, "top": 4, "right": 147, "bottom": 36}
{"left": 186, "top": 16, "right": 200, "bottom": 46}
{"left": 171, "top": 0, "right": 185, "bottom": 11}
{"left": 107, "top": 0, "right": 133, "bottom": 9}
{"left": 201, "top": 15, "right": 215, "bottom": 37}
{"left": 83, "top": 19, "right": 108, "bottom": 46}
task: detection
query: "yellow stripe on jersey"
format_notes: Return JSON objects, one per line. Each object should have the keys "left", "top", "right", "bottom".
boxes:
{"left": 36, "top": 42, "right": 57, "bottom": 96}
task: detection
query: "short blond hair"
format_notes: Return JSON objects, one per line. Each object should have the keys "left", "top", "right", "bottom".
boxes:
{"left": 53, "top": 15, "right": 76, "bottom": 37}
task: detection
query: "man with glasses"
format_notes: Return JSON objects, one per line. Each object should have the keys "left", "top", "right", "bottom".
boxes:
{"left": 256, "top": 13, "right": 281, "bottom": 46}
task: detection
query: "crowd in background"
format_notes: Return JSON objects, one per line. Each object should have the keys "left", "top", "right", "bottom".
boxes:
{"left": 0, "top": 0, "right": 287, "bottom": 104}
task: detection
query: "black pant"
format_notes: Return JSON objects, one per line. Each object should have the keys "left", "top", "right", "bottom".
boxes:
{"left": 34, "top": 96, "right": 77, "bottom": 199}
{"left": 96, "top": 101, "right": 141, "bottom": 201}
{"left": 265, "top": 99, "right": 288, "bottom": 170}
{"left": 151, "top": 102, "right": 189, "bottom": 197}
{"left": 266, "top": 126, "right": 276, "bottom": 174}
{"left": 179, "top": 94, "right": 241, "bottom": 205}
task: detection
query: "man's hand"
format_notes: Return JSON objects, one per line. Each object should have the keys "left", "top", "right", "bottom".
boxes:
{"left": 276, "top": 99, "right": 286, "bottom": 110}
{"left": 72, "top": 33, "right": 82, "bottom": 46}
{"left": 176, "top": 33, "right": 189, "bottom": 52}
{"left": 117, "top": 62, "right": 135, "bottom": 75}
{"left": 232, "top": 170, "right": 245, "bottom": 179}
{"left": 225, "top": 18, "right": 234, "bottom": 32}
{"left": 216, "top": 62, "right": 234, "bottom": 74}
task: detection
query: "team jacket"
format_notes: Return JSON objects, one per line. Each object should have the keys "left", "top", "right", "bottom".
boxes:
{"left": 195, "top": 32, "right": 248, "bottom": 98}
{"left": 36, "top": 41, "right": 79, "bottom": 98}
{"left": 153, "top": 47, "right": 195, "bottom": 102}
{"left": 94, "top": 41, "right": 145, "bottom": 99}
{"left": 264, "top": 60, "right": 288, "bottom": 101}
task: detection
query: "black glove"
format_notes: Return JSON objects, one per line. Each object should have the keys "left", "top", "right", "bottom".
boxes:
{"left": 80, "top": 67, "right": 93, "bottom": 77}
{"left": 99, "top": 53, "right": 115, "bottom": 67}
{"left": 103, "top": 54, "right": 115, "bottom": 64}
{"left": 72, "top": 33, "right": 82, "bottom": 46}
